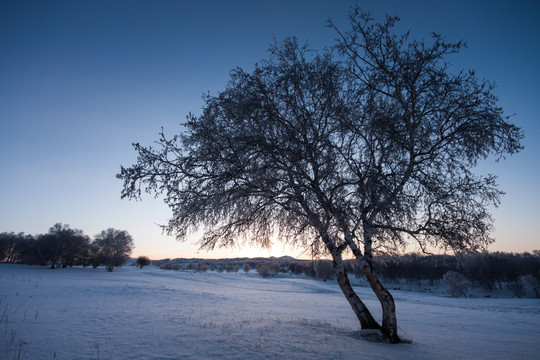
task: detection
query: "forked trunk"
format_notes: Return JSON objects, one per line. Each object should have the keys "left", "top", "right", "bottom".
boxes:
{"left": 359, "top": 256, "right": 401, "bottom": 343}
{"left": 345, "top": 226, "right": 402, "bottom": 343}
{"left": 331, "top": 252, "right": 381, "bottom": 330}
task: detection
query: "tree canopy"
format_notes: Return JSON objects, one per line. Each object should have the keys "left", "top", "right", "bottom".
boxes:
{"left": 118, "top": 8, "right": 522, "bottom": 343}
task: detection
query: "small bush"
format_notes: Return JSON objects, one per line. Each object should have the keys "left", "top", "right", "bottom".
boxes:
{"left": 442, "top": 271, "right": 471, "bottom": 298}
{"left": 520, "top": 274, "right": 540, "bottom": 298}
{"left": 270, "top": 262, "right": 281, "bottom": 275}
{"left": 507, "top": 279, "right": 524, "bottom": 298}
{"left": 288, "top": 262, "right": 304, "bottom": 275}
{"left": 196, "top": 264, "right": 208, "bottom": 272}
{"left": 314, "top": 260, "right": 334, "bottom": 281}
{"left": 160, "top": 262, "right": 180, "bottom": 270}
{"left": 256, "top": 263, "right": 273, "bottom": 278}
{"left": 224, "top": 264, "right": 239, "bottom": 273}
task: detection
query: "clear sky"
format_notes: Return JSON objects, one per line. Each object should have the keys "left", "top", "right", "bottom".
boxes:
{"left": 1, "top": 0, "right": 539, "bottom": 260}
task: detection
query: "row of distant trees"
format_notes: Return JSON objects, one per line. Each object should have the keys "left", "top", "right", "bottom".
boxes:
{"left": 0, "top": 223, "right": 134, "bottom": 271}
{"left": 155, "top": 251, "right": 540, "bottom": 297}
{"left": 318, "top": 252, "right": 540, "bottom": 297}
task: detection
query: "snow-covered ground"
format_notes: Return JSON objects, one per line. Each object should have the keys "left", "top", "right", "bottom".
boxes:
{"left": 1, "top": 264, "right": 539, "bottom": 360}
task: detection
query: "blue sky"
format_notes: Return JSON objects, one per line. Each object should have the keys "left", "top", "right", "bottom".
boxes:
{"left": 1, "top": 0, "right": 538, "bottom": 259}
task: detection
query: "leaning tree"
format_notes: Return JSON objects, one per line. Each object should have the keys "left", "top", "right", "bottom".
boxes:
{"left": 118, "top": 9, "right": 522, "bottom": 343}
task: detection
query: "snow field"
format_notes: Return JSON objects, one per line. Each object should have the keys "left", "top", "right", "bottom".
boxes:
{"left": 1, "top": 264, "right": 539, "bottom": 359}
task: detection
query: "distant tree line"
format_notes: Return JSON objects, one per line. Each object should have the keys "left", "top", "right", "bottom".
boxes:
{"left": 0, "top": 223, "right": 134, "bottom": 271}
{"left": 155, "top": 252, "right": 540, "bottom": 298}
{"left": 359, "top": 252, "right": 540, "bottom": 298}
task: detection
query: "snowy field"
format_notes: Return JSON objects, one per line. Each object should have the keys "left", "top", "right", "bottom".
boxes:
{"left": 1, "top": 264, "right": 539, "bottom": 360}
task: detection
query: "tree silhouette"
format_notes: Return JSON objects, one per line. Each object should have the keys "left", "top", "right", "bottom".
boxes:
{"left": 92, "top": 228, "right": 134, "bottom": 271}
{"left": 35, "top": 223, "right": 89, "bottom": 269}
{"left": 118, "top": 8, "right": 522, "bottom": 342}
{"left": 135, "top": 255, "right": 151, "bottom": 269}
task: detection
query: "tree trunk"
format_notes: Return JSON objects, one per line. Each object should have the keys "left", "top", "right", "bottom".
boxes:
{"left": 359, "top": 257, "right": 401, "bottom": 343}
{"left": 331, "top": 251, "right": 381, "bottom": 331}
{"left": 346, "top": 225, "right": 402, "bottom": 343}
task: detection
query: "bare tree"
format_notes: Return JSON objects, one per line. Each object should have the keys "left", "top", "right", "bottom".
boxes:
{"left": 92, "top": 228, "right": 134, "bottom": 271}
{"left": 118, "top": 8, "right": 522, "bottom": 343}
{"left": 0, "top": 232, "right": 26, "bottom": 263}
{"left": 135, "top": 255, "right": 151, "bottom": 269}
{"left": 256, "top": 263, "right": 273, "bottom": 278}
{"left": 35, "top": 223, "right": 90, "bottom": 269}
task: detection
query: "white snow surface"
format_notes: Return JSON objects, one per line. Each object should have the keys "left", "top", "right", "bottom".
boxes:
{"left": 1, "top": 264, "right": 539, "bottom": 359}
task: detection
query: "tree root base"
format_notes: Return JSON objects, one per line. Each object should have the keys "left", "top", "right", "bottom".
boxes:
{"left": 359, "top": 329, "right": 412, "bottom": 344}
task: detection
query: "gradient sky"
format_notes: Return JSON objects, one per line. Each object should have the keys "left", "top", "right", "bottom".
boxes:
{"left": 1, "top": 0, "right": 539, "bottom": 260}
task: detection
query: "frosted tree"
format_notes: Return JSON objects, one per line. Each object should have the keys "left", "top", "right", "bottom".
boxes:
{"left": 118, "top": 8, "right": 522, "bottom": 342}
{"left": 442, "top": 271, "right": 471, "bottom": 298}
